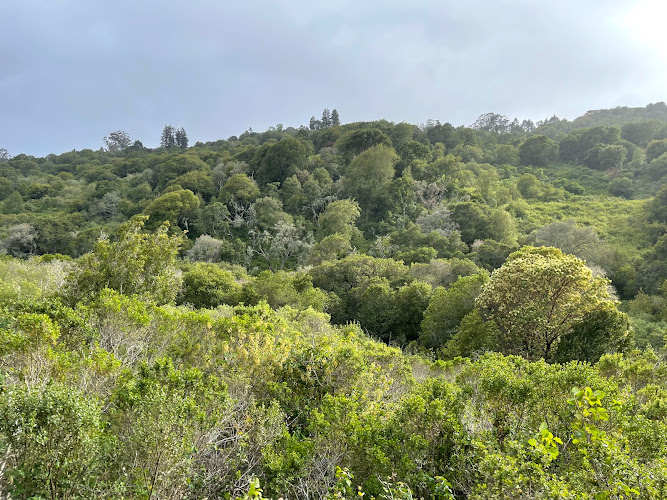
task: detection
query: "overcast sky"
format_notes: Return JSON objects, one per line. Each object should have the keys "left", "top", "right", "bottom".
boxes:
{"left": 1, "top": 0, "right": 666, "bottom": 156}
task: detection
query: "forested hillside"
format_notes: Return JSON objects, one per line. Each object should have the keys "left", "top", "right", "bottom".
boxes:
{"left": 0, "top": 103, "right": 666, "bottom": 498}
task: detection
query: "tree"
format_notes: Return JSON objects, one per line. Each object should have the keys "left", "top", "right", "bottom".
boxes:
{"left": 143, "top": 188, "right": 201, "bottom": 231}
{"left": 196, "top": 202, "right": 231, "bottom": 237}
{"left": 472, "top": 112, "right": 510, "bottom": 133}
{"left": 0, "top": 148, "right": 11, "bottom": 162}
{"left": 175, "top": 127, "right": 189, "bottom": 148}
{"left": 178, "top": 263, "right": 242, "bottom": 308}
{"left": 186, "top": 234, "right": 224, "bottom": 262}
{"left": 647, "top": 153, "right": 667, "bottom": 181}
{"left": 64, "top": 215, "right": 183, "bottom": 304}
{"left": 552, "top": 308, "right": 630, "bottom": 363}
{"left": 248, "top": 221, "right": 311, "bottom": 271}
{"left": 519, "top": 135, "right": 558, "bottom": 166}
{"left": 583, "top": 144, "right": 626, "bottom": 170}
{"left": 450, "top": 202, "right": 491, "bottom": 245}
{"left": 321, "top": 108, "right": 332, "bottom": 127}
{"left": 531, "top": 219, "right": 604, "bottom": 265}
{"left": 160, "top": 125, "right": 176, "bottom": 148}
{"left": 646, "top": 184, "right": 667, "bottom": 224}
{"left": 103, "top": 130, "right": 132, "bottom": 151}
{"left": 420, "top": 273, "right": 489, "bottom": 349}
{"left": 645, "top": 138, "right": 667, "bottom": 162}
{"left": 255, "top": 137, "right": 307, "bottom": 185}
{"left": 2, "top": 223, "right": 38, "bottom": 258}
{"left": 342, "top": 144, "right": 398, "bottom": 220}
{"left": 220, "top": 174, "right": 260, "bottom": 205}
{"left": 416, "top": 206, "right": 459, "bottom": 237}
{"left": 475, "top": 246, "right": 627, "bottom": 361}
{"left": 317, "top": 199, "right": 361, "bottom": 239}
{"left": 331, "top": 109, "right": 341, "bottom": 126}
{"left": 307, "top": 234, "right": 353, "bottom": 265}
{"left": 335, "top": 128, "right": 392, "bottom": 162}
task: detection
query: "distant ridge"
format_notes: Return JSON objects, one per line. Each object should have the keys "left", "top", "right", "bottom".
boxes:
{"left": 571, "top": 102, "right": 667, "bottom": 128}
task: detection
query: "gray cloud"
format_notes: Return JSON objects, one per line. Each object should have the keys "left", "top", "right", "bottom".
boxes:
{"left": 1, "top": 0, "right": 664, "bottom": 156}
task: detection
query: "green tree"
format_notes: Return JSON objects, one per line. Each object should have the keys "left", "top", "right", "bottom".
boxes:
{"left": 335, "top": 128, "right": 392, "bottom": 162}
{"left": 420, "top": 273, "right": 489, "bottom": 349}
{"left": 307, "top": 233, "right": 353, "bottom": 265}
{"left": 255, "top": 137, "right": 307, "bottom": 185}
{"left": 475, "top": 246, "right": 626, "bottom": 361}
{"left": 221, "top": 173, "right": 260, "bottom": 205}
{"left": 160, "top": 125, "right": 176, "bottom": 148}
{"left": 646, "top": 138, "right": 667, "bottom": 162}
{"left": 168, "top": 170, "right": 216, "bottom": 200}
{"left": 552, "top": 308, "right": 630, "bottom": 363}
{"left": 2, "top": 223, "right": 38, "bottom": 258}
{"left": 519, "top": 135, "right": 558, "bottom": 166}
{"left": 331, "top": 109, "right": 341, "bottom": 126}
{"left": 647, "top": 153, "right": 667, "bottom": 181}
{"left": 317, "top": 199, "right": 361, "bottom": 240}
{"left": 64, "top": 215, "right": 182, "bottom": 304}
{"left": 342, "top": 144, "right": 398, "bottom": 220}
{"left": 143, "top": 188, "right": 201, "bottom": 231}
{"left": 2, "top": 190, "right": 23, "bottom": 214}
{"left": 178, "top": 263, "right": 243, "bottom": 308}
{"left": 175, "top": 127, "right": 189, "bottom": 148}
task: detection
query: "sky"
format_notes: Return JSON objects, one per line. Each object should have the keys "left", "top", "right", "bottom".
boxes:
{"left": 1, "top": 0, "right": 666, "bottom": 157}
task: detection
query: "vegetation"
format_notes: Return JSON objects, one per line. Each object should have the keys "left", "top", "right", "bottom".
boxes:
{"left": 0, "top": 103, "right": 666, "bottom": 498}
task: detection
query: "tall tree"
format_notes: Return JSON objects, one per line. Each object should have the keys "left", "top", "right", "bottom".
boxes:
{"left": 175, "top": 127, "right": 189, "bottom": 149}
{"left": 331, "top": 109, "right": 340, "bottom": 126}
{"left": 160, "top": 125, "right": 176, "bottom": 148}
{"left": 321, "top": 108, "right": 332, "bottom": 127}
{"left": 0, "top": 148, "right": 11, "bottom": 162}
{"left": 309, "top": 116, "right": 321, "bottom": 131}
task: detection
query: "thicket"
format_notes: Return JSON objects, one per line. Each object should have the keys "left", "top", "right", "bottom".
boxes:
{"left": 0, "top": 103, "right": 666, "bottom": 498}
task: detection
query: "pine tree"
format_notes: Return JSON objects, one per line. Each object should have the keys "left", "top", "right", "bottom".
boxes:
{"left": 175, "top": 127, "right": 189, "bottom": 148}
{"left": 160, "top": 125, "right": 176, "bottom": 148}
{"left": 321, "top": 108, "right": 332, "bottom": 127}
{"left": 309, "top": 116, "right": 319, "bottom": 131}
{"left": 331, "top": 109, "right": 340, "bottom": 127}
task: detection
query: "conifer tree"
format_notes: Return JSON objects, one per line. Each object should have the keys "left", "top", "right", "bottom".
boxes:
{"left": 175, "top": 127, "right": 188, "bottom": 148}
{"left": 321, "top": 108, "right": 332, "bottom": 127}
{"left": 331, "top": 109, "right": 340, "bottom": 126}
{"left": 160, "top": 125, "right": 176, "bottom": 148}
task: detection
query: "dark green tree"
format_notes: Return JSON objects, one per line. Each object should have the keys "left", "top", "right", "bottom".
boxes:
{"left": 175, "top": 127, "right": 189, "bottom": 148}
{"left": 160, "top": 125, "right": 176, "bottom": 148}
{"left": 321, "top": 108, "right": 332, "bottom": 127}
{"left": 335, "top": 128, "right": 392, "bottom": 162}
{"left": 519, "top": 135, "right": 559, "bottom": 166}
{"left": 255, "top": 137, "right": 307, "bottom": 185}
{"left": 331, "top": 109, "right": 341, "bottom": 126}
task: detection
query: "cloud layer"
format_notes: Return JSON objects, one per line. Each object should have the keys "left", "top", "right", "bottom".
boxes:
{"left": 1, "top": 0, "right": 665, "bottom": 156}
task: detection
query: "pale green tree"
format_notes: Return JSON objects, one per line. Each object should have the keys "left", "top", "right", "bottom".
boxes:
{"left": 475, "top": 246, "right": 627, "bottom": 360}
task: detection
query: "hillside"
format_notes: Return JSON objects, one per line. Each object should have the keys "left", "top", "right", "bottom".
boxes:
{"left": 0, "top": 104, "right": 666, "bottom": 498}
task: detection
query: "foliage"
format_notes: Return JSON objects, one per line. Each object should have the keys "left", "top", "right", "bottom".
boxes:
{"left": 475, "top": 246, "right": 628, "bottom": 361}
{"left": 64, "top": 215, "right": 182, "bottom": 305}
